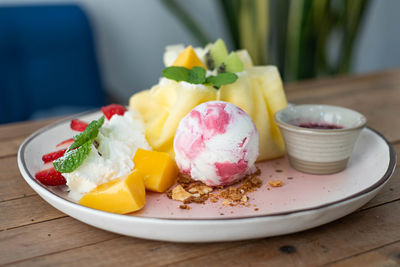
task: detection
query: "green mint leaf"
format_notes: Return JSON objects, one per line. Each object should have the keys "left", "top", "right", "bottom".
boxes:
{"left": 162, "top": 66, "right": 238, "bottom": 89}
{"left": 53, "top": 141, "right": 92, "bottom": 173}
{"left": 206, "top": 72, "right": 238, "bottom": 88}
{"left": 55, "top": 116, "right": 105, "bottom": 173}
{"left": 188, "top": 67, "right": 206, "bottom": 84}
{"left": 68, "top": 116, "right": 104, "bottom": 152}
{"left": 162, "top": 66, "right": 189, "bottom": 82}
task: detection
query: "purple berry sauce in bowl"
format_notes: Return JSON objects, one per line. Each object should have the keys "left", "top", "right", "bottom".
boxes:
{"left": 274, "top": 104, "right": 367, "bottom": 174}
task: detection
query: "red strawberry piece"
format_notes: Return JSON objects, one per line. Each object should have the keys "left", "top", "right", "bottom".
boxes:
{"left": 42, "top": 149, "right": 67, "bottom": 163}
{"left": 70, "top": 119, "right": 88, "bottom": 132}
{"left": 101, "top": 104, "right": 127, "bottom": 120}
{"left": 35, "top": 163, "right": 66, "bottom": 186}
{"left": 56, "top": 138, "right": 74, "bottom": 149}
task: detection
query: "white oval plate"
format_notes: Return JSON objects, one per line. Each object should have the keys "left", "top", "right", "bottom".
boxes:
{"left": 18, "top": 111, "right": 396, "bottom": 242}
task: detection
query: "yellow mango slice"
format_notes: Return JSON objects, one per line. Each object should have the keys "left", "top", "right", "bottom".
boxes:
{"left": 133, "top": 148, "right": 178, "bottom": 192}
{"left": 130, "top": 80, "right": 217, "bottom": 157}
{"left": 172, "top": 45, "right": 207, "bottom": 69}
{"left": 78, "top": 170, "right": 146, "bottom": 214}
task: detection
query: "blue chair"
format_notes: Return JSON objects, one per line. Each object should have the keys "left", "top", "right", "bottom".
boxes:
{"left": 0, "top": 5, "right": 106, "bottom": 124}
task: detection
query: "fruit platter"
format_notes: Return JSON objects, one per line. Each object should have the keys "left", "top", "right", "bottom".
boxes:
{"left": 18, "top": 39, "right": 396, "bottom": 242}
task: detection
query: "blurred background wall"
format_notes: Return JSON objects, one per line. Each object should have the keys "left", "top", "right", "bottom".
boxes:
{"left": 0, "top": 0, "right": 399, "bottom": 104}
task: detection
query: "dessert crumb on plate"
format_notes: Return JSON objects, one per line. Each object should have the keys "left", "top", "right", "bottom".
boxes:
{"left": 167, "top": 168, "right": 264, "bottom": 208}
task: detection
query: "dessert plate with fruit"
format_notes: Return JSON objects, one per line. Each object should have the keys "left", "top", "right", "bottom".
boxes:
{"left": 18, "top": 40, "right": 396, "bottom": 242}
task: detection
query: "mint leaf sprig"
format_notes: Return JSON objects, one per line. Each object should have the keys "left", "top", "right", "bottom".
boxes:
{"left": 53, "top": 142, "right": 92, "bottom": 173}
{"left": 206, "top": 73, "right": 238, "bottom": 88}
{"left": 67, "top": 116, "right": 104, "bottom": 152}
{"left": 53, "top": 116, "right": 105, "bottom": 173}
{"left": 162, "top": 66, "right": 238, "bottom": 89}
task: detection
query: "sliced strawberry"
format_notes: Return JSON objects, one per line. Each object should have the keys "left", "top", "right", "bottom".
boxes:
{"left": 35, "top": 163, "right": 66, "bottom": 186}
{"left": 42, "top": 149, "right": 67, "bottom": 163}
{"left": 101, "top": 104, "right": 127, "bottom": 120}
{"left": 70, "top": 119, "right": 88, "bottom": 132}
{"left": 56, "top": 138, "right": 74, "bottom": 149}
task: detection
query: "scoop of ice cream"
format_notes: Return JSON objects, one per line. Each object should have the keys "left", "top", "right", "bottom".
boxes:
{"left": 173, "top": 101, "right": 259, "bottom": 186}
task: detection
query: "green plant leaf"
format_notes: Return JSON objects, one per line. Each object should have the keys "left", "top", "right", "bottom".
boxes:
{"left": 188, "top": 67, "right": 207, "bottom": 84}
{"left": 162, "top": 66, "right": 237, "bottom": 88}
{"left": 54, "top": 116, "right": 105, "bottom": 173}
{"left": 53, "top": 141, "right": 92, "bottom": 173}
{"left": 68, "top": 116, "right": 104, "bottom": 152}
{"left": 206, "top": 72, "right": 238, "bottom": 88}
{"left": 162, "top": 67, "right": 190, "bottom": 82}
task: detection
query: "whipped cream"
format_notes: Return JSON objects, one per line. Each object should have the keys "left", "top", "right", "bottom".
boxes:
{"left": 158, "top": 77, "right": 210, "bottom": 91}
{"left": 63, "top": 110, "right": 151, "bottom": 201}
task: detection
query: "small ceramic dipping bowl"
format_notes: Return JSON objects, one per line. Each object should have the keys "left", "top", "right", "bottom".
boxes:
{"left": 274, "top": 104, "right": 367, "bottom": 174}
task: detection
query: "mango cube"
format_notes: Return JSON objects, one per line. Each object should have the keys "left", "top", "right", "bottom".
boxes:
{"left": 133, "top": 148, "right": 178, "bottom": 192}
{"left": 172, "top": 46, "right": 207, "bottom": 70}
{"left": 78, "top": 170, "right": 146, "bottom": 214}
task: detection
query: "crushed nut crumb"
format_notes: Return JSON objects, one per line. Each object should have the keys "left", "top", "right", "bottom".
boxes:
{"left": 179, "top": 204, "right": 190, "bottom": 210}
{"left": 269, "top": 180, "right": 284, "bottom": 187}
{"left": 210, "top": 197, "right": 219, "bottom": 203}
{"left": 171, "top": 185, "right": 192, "bottom": 201}
{"left": 222, "top": 199, "right": 231, "bottom": 206}
{"left": 167, "top": 169, "right": 263, "bottom": 208}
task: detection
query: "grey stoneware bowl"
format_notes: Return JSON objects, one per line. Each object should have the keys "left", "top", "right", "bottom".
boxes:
{"left": 274, "top": 104, "right": 367, "bottom": 174}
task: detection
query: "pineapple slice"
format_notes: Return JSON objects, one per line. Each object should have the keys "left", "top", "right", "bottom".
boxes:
{"left": 236, "top": 49, "right": 253, "bottom": 69}
{"left": 218, "top": 74, "right": 254, "bottom": 116}
{"left": 248, "top": 66, "right": 288, "bottom": 113}
{"left": 130, "top": 80, "right": 217, "bottom": 157}
{"left": 247, "top": 66, "right": 288, "bottom": 160}
{"left": 218, "top": 67, "right": 287, "bottom": 161}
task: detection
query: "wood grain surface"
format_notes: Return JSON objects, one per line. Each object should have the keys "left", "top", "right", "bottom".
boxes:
{"left": 0, "top": 69, "right": 399, "bottom": 266}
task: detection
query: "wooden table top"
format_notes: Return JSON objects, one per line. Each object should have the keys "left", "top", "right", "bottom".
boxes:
{"left": 1, "top": 69, "right": 399, "bottom": 266}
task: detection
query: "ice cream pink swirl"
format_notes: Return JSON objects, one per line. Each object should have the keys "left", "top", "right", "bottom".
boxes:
{"left": 173, "top": 101, "right": 259, "bottom": 186}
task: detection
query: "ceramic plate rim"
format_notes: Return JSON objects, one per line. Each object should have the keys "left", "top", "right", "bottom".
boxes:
{"left": 17, "top": 111, "right": 396, "bottom": 223}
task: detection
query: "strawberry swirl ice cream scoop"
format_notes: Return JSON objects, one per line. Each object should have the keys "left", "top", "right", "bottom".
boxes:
{"left": 174, "top": 101, "right": 259, "bottom": 186}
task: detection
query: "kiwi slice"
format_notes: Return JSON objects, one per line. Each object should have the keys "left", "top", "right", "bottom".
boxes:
{"left": 217, "top": 52, "right": 244, "bottom": 73}
{"left": 205, "top": 53, "right": 215, "bottom": 70}
{"left": 206, "top": 39, "right": 228, "bottom": 70}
